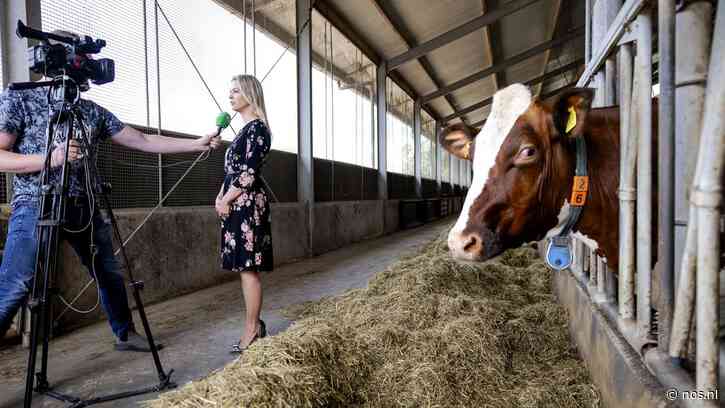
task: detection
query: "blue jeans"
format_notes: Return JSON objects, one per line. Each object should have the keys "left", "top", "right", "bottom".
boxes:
{"left": 0, "top": 200, "right": 133, "bottom": 340}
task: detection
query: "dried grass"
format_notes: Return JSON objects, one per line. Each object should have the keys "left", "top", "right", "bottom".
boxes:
{"left": 146, "top": 229, "right": 599, "bottom": 408}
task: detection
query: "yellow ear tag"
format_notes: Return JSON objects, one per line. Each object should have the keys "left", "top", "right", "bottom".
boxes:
{"left": 565, "top": 106, "right": 577, "bottom": 134}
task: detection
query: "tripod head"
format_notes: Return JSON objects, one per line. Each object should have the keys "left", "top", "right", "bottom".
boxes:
{"left": 10, "top": 75, "right": 82, "bottom": 106}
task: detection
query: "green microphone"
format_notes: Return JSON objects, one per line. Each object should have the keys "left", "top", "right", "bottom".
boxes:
{"left": 215, "top": 111, "right": 232, "bottom": 136}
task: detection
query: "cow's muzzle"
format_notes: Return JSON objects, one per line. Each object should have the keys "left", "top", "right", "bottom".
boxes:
{"left": 448, "top": 227, "right": 504, "bottom": 262}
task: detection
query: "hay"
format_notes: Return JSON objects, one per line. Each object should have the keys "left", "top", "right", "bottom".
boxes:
{"left": 146, "top": 228, "right": 600, "bottom": 408}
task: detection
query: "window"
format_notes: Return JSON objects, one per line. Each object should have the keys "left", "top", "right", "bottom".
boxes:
{"left": 421, "top": 111, "right": 434, "bottom": 179}
{"left": 40, "top": 0, "right": 298, "bottom": 152}
{"left": 386, "top": 78, "right": 414, "bottom": 175}
{"left": 312, "top": 11, "right": 376, "bottom": 168}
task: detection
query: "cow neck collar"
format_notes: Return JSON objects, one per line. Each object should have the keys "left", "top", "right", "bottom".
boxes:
{"left": 557, "top": 135, "right": 588, "bottom": 237}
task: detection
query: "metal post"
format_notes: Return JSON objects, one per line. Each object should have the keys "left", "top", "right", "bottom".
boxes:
{"left": 435, "top": 121, "right": 441, "bottom": 195}
{"left": 656, "top": 0, "right": 676, "bottom": 353}
{"left": 296, "top": 0, "right": 314, "bottom": 252}
{"left": 585, "top": 0, "right": 592, "bottom": 63}
{"left": 694, "top": 0, "right": 724, "bottom": 392}
{"left": 604, "top": 0, "right": 621, "bottom": 106}
{"left": 618, "top": 40, "right": 636, "bottom": 320}
{"left": 592, "top": 0, "right": 606, "bottom": 107}
{"left": 635, "top": 8, "right": 653, "bottom": 340}
{"left": 413, "top": 100, "right": 422, "bottom": 198}
{"left": 669, "top": 0, "right": 713, "bottom": 359}
{"left": 589, "top": 249, "right": 598, "bottom": 294}
{"left": 377, "top": 64, "right": 388, "bottom": 200}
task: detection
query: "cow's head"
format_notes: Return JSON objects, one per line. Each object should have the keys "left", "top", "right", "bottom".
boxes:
{"left": 441, "top": 84, "right": 594, "bottom": 261}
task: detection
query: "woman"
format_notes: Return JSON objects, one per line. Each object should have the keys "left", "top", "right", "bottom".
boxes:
{"left": 214, "top": 74, "right": 273, "bottom": 353}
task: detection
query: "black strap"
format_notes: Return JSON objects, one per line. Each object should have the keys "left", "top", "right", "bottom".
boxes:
{"left": 558, "top": 135, "right": 587, "bottom": 237}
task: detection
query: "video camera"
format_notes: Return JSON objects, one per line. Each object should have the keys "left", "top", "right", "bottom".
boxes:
{"left": 16, "top": 20, "right": 115, "bottom": 91}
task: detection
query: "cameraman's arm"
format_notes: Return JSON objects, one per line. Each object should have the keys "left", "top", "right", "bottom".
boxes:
{"left": 111, "top": 125, "right": 220, "bottom": 154}
{"left": 0, "top": 131, "right": 79, "bottom": 173}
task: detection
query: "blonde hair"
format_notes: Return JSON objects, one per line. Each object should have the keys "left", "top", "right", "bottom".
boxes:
{"left": 232, "top": 74, "right": 270, "bottom": 132}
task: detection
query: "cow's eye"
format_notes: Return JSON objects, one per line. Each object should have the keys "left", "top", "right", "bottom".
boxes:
{"left": 515, "top": 145, "right": 537, "bottom": 164}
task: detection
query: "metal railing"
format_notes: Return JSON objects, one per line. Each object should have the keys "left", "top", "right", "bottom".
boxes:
{"left": 570, "top": 0, "right": 723, "bottom": 405}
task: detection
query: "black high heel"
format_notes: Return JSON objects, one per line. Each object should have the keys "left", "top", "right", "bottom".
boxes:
{"left": 230, "top": 319, "right": 266, "bottom": 354}
{"left": 258, "top": 319, "right": 267, "bottom": 339}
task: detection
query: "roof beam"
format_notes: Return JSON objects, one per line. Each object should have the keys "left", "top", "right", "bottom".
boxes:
{"left": 421, "top": 26, "right": 584, "bottom": 103}
{"left": 540, "top": 80, "right": 578, "bottom": 100}
{"left": 442, "top": 58, "right": 583, "bottom": 122}
{"left": 464, "top": 78, "right": 579, "bottom": 130}
{"left": 533, "top": 0, "right": 563, "bottom": 96}
{"left": 386, "top": 0, "right": 542, "bottom": 71}
{"left": 370, "top": 0, "right": 462, "bottom": 122}
{"left": 313, "top": 0, "right": 441, "bottom": 120}
{"left": 470, "top": 118, "right": 486, "bottom": 129}
{"left": 479, "top": 1, "right": 499, "bottom": 90}
{"left": 484, "top": 0, "right": 507, "bottom": 90}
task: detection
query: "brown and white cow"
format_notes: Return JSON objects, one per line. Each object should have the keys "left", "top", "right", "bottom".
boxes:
{"left": 441, "top": 83, "right": 644, "bottom": 270}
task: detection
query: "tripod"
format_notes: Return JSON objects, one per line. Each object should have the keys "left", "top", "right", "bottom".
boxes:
{"left": 10, "top": 77, "right": 175, "bottom": 408}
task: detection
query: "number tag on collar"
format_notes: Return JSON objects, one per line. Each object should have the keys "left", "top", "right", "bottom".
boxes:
{"left": 570, "top": 176, "right": 589, "bottom": 207}
{"left": 546, "top": 236, "right": 572, "bottom": 271}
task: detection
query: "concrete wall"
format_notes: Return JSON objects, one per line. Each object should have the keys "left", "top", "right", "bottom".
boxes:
{"left": 18, "top": 199, "right": 420, "bottom": 333}
{"left": 552, "top": 269, "right": 673, "bottom": 408}
{"left": 311, "top": 201, "right": 384, "bottom": 255}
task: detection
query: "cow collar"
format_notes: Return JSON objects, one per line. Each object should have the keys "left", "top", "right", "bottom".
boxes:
{"left": 545, "top": 135, "right": 588, "bottom": 270}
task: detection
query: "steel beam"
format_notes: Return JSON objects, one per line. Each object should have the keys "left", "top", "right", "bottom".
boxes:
{"left": 387, "top": 0, "right": 542, "bottom": 71}
{"left": 577, "top": 0, "right": 648, "bottom": 87}
{"left": 442, "top": 58, "right": 583, "bottom": 122}
{"left": 314, "top": 0, "right": 440, "bottom": 121}
{"left": 422, "top": 27, "right": 584, "bottom": 103}
{"left": 296, "top": 0, "right": 314, "bottom": 208}
{"left": 371, "top": 0, "right": 462, "bottom": 123}
{"left": 377, "top": 63, "right": 388, "bottom": 200}
{"left": 413, "top": 101, "right": 422, "bottom": 198}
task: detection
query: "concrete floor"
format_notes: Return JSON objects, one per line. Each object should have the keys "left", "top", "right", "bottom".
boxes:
{"left": 0, "top": 218, "right": 452, "bottom": 408}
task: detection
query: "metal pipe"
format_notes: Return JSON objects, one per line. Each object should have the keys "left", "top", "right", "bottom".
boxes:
{"left": 592, "top": 0, "right": 606, "bottom": 107}
{"left": 669, "top": 0, "right": 713, "bottom": 359}
{"left": 604, "top": 0, "right": 622, "bottom": 106}
{"left": 618, "top": 41, "right": 636, "bottom": 320}
{"left": 577, "top": 0, "right": 648, "bottom": 87}
{"left": 585, "top": 0, "right": 592, "bottom": 63}
{"left": 694, "top": 1, "right": 725, "bottom": 392}
{"left": 656, "top": 0, "right": 676, "bottom": 353}
{"left": 635, "top": 9, "right": 653, "bottom": 340}
{"left": 597, "top": 255, "right": 606, "bottom": 297}
{"left": 586, "top": 246, "right": 598, "bottom": 295}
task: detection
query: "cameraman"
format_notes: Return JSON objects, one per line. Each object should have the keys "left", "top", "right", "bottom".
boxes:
{"left": 0, "top": 30, "right": 221, "bottom": 352}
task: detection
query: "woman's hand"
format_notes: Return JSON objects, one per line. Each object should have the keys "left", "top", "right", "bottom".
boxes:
{"left": 216, "top": 198, "right": 231, "bottom": 217}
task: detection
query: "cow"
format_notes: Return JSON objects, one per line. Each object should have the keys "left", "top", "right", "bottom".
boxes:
{"left": 440, "top": 83, "right": 654, "bottom": 271}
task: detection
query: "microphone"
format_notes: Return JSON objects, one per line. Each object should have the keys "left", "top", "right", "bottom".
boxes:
{"left": 215, "top": 112, "right": 231, "bottom": 137}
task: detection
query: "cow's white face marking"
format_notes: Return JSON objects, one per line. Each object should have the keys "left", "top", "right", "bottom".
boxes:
{"left": 448, "top": 84, "right": 533, "bottom": 256}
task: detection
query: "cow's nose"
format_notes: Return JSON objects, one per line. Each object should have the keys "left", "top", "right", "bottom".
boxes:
{"left": 448, "top": 230, "right": 484, "bottom": 260}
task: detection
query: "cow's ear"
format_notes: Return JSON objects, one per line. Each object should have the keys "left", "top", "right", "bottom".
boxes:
{"left": 551, "top": 88, "right": 594, "bottom": 139}
{"left": 439, "top": 123, "right": 476, "bottom": 161}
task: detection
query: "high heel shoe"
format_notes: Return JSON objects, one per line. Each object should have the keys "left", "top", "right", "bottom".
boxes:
{"left": 230, "top": 319, "right": 267, "bottom": 354}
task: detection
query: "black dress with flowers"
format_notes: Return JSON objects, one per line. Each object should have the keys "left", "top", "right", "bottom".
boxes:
{"left": 220, "top": 118, "right": 273, "bottom": 272}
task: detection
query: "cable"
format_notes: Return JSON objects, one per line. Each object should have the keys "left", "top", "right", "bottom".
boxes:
{"left": 55, "top": 0, "right": 315, "bottom": 317}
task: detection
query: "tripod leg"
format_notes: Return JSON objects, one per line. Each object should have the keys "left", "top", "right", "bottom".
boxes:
{"left": 98, "top": 192, "right": 170, "bottom": 384}
{"left": 24, "top": 219, "right": 56, "bottom": 406}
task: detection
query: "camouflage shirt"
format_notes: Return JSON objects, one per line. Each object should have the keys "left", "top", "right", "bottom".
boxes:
{"left": 0, "top": 87, "right": 125, "bottom": 205}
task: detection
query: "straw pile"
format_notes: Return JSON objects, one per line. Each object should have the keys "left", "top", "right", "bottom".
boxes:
{"left": 146, "top": 229, "right": 599, "bottom": 408}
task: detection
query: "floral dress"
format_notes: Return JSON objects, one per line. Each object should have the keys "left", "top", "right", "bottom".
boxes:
{"left": 220, "top": 118, "right": 273, "bottom": 272}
